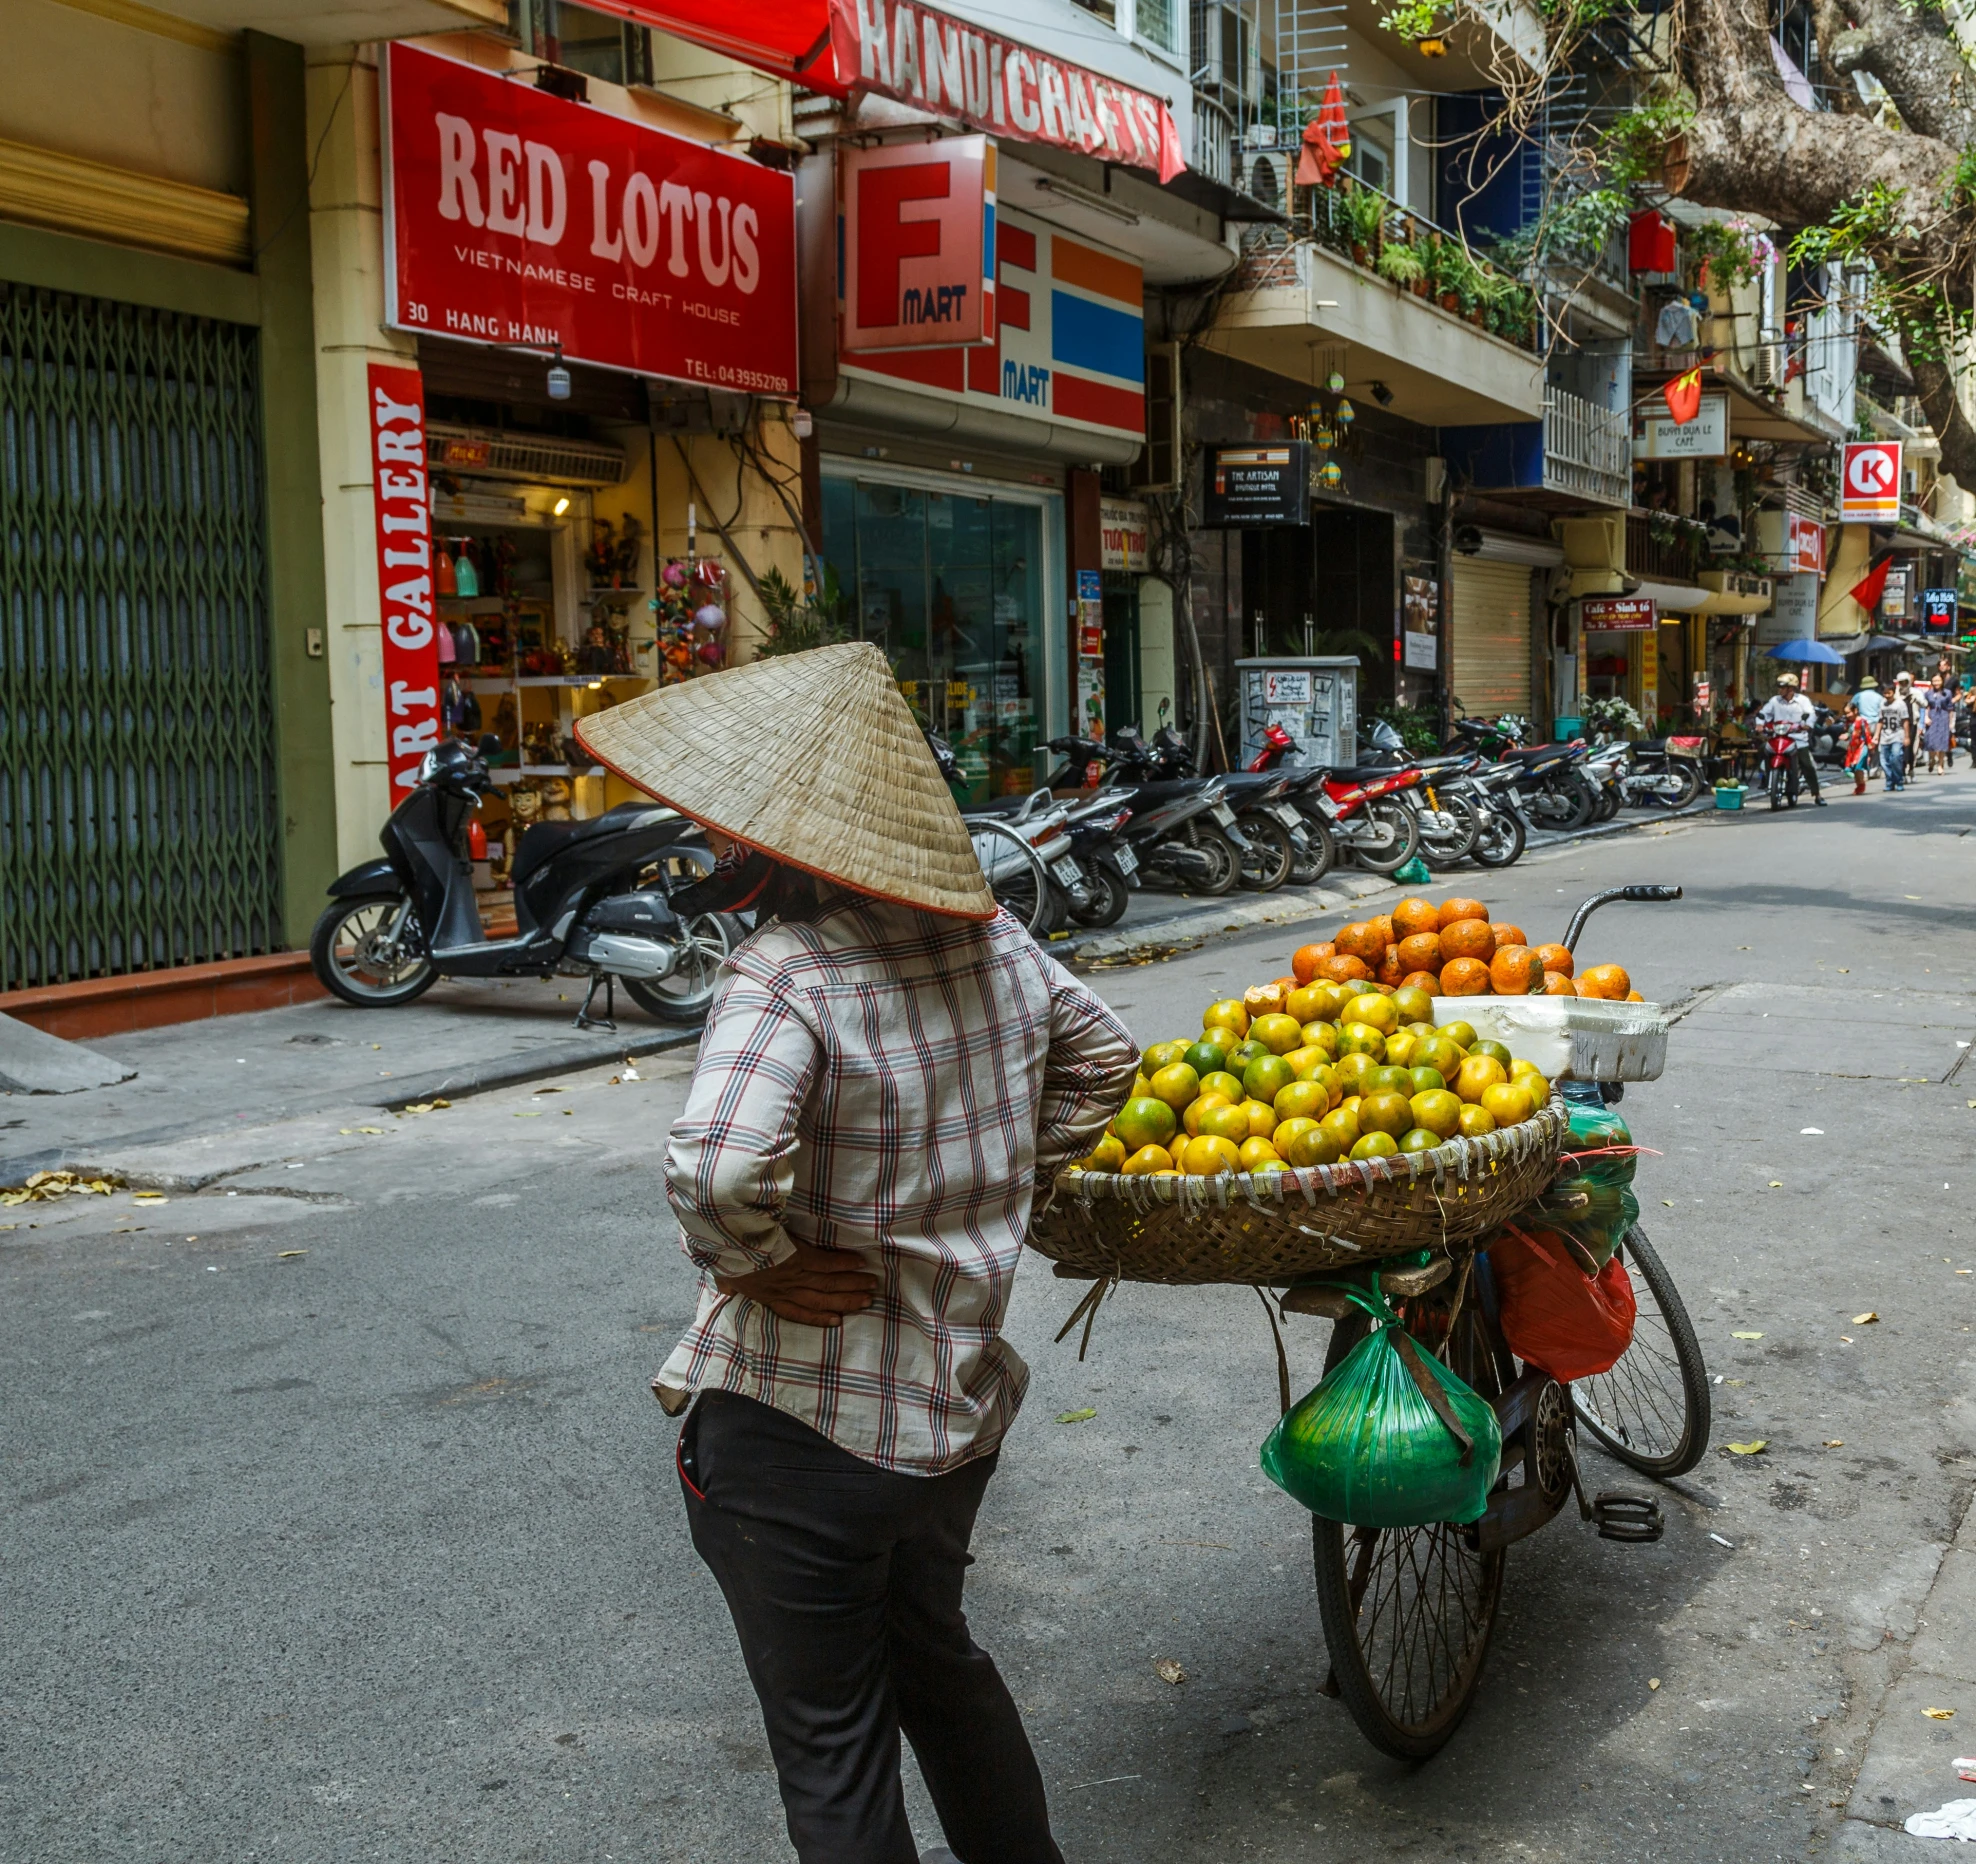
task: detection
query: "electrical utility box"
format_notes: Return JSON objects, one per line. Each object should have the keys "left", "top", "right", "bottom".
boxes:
{"left": 1235, "top": 656, "right": 1359, "bottom": 770}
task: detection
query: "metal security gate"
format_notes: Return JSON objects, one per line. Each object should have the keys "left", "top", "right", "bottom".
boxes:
{"left": 1448, "top": 558, "right": 1536, "bottom": 720}
{"left": 0, "top": 284, "right": 281, "bottom": 989}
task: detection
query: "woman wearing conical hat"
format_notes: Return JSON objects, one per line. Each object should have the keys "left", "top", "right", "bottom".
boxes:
{"left": 579, "top": 642, "right": 1136, "bottom": 1864}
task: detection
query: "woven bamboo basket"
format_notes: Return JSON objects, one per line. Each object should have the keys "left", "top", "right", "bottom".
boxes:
{"left": 1027, "top": 1093, "right": 1569, "bottom": 1286}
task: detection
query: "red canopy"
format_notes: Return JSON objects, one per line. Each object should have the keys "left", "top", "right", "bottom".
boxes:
{"left": 581, "top": 0, "right": 842, "bottom": 88}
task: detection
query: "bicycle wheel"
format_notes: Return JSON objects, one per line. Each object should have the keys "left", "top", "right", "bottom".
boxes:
{"left": 1312, "top": 1301, "right": 1507, "bottom": 1760}
{"left": 1570, "top": 1225, "right": 1711, "bottom": 1479}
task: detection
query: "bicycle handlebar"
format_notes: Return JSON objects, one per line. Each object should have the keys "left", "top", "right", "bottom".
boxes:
{"left": 1562, "top": 884, "right": 1684, "bottom": 953}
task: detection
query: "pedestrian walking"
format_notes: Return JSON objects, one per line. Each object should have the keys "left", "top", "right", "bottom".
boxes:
{"left": 579, "top": 642, "right": 1136, "bottom": 1864}
{"left": 1855, "top": 675, "right": 1885, "bottom": 737}
{"left": 1880, "top": 673, "right": 1917, "bottom": 791}
{"left": 1843, "top": 700, "right": 1874, "bottom": 795}
{"left": 1924, "top": 674, "right": 1955, "bottom": 774}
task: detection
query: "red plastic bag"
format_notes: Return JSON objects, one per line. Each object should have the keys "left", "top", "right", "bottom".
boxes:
{"left": 1489, "top": 1225, "right": 1637, "bottom": 1381}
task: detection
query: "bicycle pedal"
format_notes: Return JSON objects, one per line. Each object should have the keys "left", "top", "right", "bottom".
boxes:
{"left": 1591, "top": 1491, "right": 1663, "bottom": 1543}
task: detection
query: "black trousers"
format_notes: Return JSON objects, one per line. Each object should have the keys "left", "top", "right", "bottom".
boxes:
{"left": 679, "top": 1391, "right": 1064, "bottom": 1864}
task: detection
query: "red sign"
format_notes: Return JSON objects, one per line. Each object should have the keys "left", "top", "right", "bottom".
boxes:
{"left": 1841, "top": 440, "right": 1902, "bottom": 521}
{"left": 843, "top": 137, "right": 995, "bottom": 351}
{"left": 382, "top": 42, "right": 797, "bottom": 394}
{"left": 1785, "top": 512, "right": 1825, "bottom": 574}
{"left": 368, "top": 363, "right": 443, "bottom": 801}
{"left": 826, "top": 0, "right": 1184, "bottom": 183}
{"left": 1582, "top": 595, "right": 1657, "bottom": 632}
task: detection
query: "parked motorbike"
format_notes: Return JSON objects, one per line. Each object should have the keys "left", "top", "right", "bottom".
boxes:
{"left": 308, "top": 735, "right": 736, "bottom": 1027}
{"left": 1245, "top": 719, "right": 1424, "bottom": 874}
{"left": 1623, "top": 735, "right": 1709, "bottom": 808}
{"left": 1451, "top": 714, "right": 1601, "bottom": 832}
{"left": 1126, "top": 723, "right": 1313, "bottom": 892}
{"left": 1044, "top": 733, "right": 1251, "bottom": 896}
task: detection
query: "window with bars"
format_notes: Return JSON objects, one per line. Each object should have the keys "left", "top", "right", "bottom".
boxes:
{"left": 0, "top": 284, "right": 282, "bottom": 989}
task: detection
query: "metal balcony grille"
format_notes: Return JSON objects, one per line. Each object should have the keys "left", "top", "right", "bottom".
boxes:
{"left": 0, "top": 284, "right": 281, "bottom": 989}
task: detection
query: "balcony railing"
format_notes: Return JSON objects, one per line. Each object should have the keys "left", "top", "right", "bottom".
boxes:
{"left": 1291, "top": 182, "right": 1543, "bottom": 353}
{"left": 1625, "top": 509, "right": 1706, "bottom": 585}
{"left": 1543, "top": 387, "right": 1629, "bottom": 506}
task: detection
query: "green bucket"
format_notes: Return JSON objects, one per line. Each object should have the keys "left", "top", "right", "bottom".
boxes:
{"left": 1713, "top": 783, "right": 1746, "bottom": 811}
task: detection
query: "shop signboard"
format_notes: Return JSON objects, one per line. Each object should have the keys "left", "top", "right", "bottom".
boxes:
{"left": 842, "top": 137, "right": 995, "bottom": 351}
{"left": 1581, "top": 595, "right": 1657, "bottom": 631}
{"left": 367, "top": 362, "right": 442, "bottom": 801}
{"left": 1840, "top": 440, "right": 1902, "bottom": 521}
{"left": 1077, "top": 567, "right": 1104, "bottom": 658}
{"left": 1633, "top": 392, "right": 1728, "bottom": 459}
{"left": 1882, "top": 565, "right": 1910, "bottom": 621}
{"left": 1762, "top": 570, "right": 1818, "bottom": 643}
{"left": 825, "top": 0, "right": 1185, "bottom": 183}
{"left": 1402, "top": 573, "right": 1438, "bottom": 670}
{"left": 838, "top": 203, "right": 1144, "bottom": 440}
{"left": 1203, "top": 443, "right": 1309, "bottom": 526}
{"left": 1923, "top": 587, "right": 1959, "bottom": 632}
{"left": 1099, "top": 496, "right": 1149, "bottom": 572}
{"left": 382, "top": 42, "right": 798, "bottom": 394}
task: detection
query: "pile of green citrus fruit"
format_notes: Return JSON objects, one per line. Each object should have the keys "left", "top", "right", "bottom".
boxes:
{"left": 1074, "top": 969, "right": 1552, "bottom": 1179}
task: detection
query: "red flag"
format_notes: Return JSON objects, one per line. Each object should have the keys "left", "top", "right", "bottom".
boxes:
{"left": 1849, "top": 555, "right": 1893, "bottom": 612}
{"left": 1295, "top": 72, "right": 1352, "bottom": 188}
{"left": 1663, "top": 366, "right": 1703, "bottom": 425}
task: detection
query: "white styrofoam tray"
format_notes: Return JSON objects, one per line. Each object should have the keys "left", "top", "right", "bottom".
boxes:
{"left": 1431, "top": 995, "right": 1669, "bottom": 1082}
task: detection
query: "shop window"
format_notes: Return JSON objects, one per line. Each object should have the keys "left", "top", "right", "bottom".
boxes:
{"left": 820, "top": 478, "right": 1048, "bottom": 802}
{"left": 1072, "top": 0, "right": 1118, "bottom": 23}
{"left": 509, "top": 0, "right": 651, "bottom": 83}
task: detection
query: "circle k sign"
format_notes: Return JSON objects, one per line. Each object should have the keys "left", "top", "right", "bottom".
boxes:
{"left": 1841, "top": 439, "right": 1902, "bottom": 519}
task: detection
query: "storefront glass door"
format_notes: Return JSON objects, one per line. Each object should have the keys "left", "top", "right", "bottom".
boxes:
{"left": 821, "top": 474, "right": 1052, "bottom": 802}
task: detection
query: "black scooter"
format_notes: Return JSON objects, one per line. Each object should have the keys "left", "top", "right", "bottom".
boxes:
{"left": 308, "top": 736, "right": 738, "bottom": 1029}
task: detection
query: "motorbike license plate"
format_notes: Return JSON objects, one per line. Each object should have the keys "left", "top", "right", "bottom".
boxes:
{"left": 1113, "top": 844, "right": 1139, "bottom": 876}
{"left": 1050, "top": 857, "right": 1083, "bottom": 887}
{"left": 1270, "top": 803, "right": 1304, "bottom": 831}
{"left": 1313, "top": 792, "right": 1339, "bottom": 820}
{"left": 1211, "top": 803, "right": 1239, "bottom": 829}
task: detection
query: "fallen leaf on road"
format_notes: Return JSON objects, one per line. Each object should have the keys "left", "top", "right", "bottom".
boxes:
{"left": 338, "top": 1129, "right": 353, "bottom": 1136}
{"left": 1649, "top": 1678, "right": 1661, "bottom": 1691}
{"left": 432, "top": 1098, "right": 451, "bottom": 1109}
{"left": 1154, "top": 1659, "right": 1186, "bottom": 1686}
{"left": 1927, "top": 1708, "right": 1957, "bottom": 1721}
{"left": 1852, "top": 1312, "right": 1879, "bottom": 1325}
{"left": 1824, "top": 1439, "right": 1844, "bottom": 1447}
{"left": 1663, "top": 1199, "right": 1675, "bottom": 1206}
{"left": 357, "top": 1126, "right": 384, "bottom": 1135}
{"left": 132, "top": 1192, "right": 168, "bottom": 1204}
{"left": 1769, "top": 1181, "right": 1784, "bottom": 1188}
{"left": 515, "top": 1111, "right": 542, "bottom": 1119}
{"left": 1726, "top": 1440, "right": 1769, "bottom": 1456}
{"left": 1837, "top": 967, "right": 1850, "bottom": 973}
{"left": 1732, "top": 1331, "right": 1764, "bottom": 1340}
{"left": 1056, "top": 1408, "right": 1097, "bottom": 1424}
{"left": 277, "top": 1250, "right": 308, "bottom": 1259}
{"left": 535, "top": 1087, "right": 565, "bottom": 1095}
{"left": 1841, "top": 1335, "right": 1854, "bottom": 1344}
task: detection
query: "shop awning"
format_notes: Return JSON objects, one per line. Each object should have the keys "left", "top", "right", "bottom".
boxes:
{"left": 591, "top": 0, "right": 1186, "bottom": 179}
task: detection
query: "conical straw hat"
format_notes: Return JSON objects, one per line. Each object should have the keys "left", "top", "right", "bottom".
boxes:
{"left": 575, "top": 640, "right": 996, "bottom": 920}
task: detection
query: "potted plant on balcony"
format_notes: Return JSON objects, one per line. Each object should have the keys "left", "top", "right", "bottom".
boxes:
{"left": 1344, "top": 184, "right": 1385, "bottom": 268}
{"left": 1376, "top": 240, "right": 1425, "bottom": 293}
{"left": 1425, "top": 236, "right": 1468, "bottom": 313}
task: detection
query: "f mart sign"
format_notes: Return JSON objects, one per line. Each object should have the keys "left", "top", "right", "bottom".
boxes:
{"left": 1841, "top": 440, "right": 1902, "bottom": 521}
{"left": 842, "top": 138, "right": 995, "bottom": 351}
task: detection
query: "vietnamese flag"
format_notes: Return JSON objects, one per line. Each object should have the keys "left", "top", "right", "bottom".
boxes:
{"left": 1849, "top": 555, "right": 1893, "bottom": 612}
{"left": 1663, "top": 365, "right": 1704, "bottom": 425}
{"left": 1296, "top": 72, "right": 1352, "bottom": 188}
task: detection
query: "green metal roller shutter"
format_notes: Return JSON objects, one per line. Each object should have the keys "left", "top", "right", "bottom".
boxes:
{"left": 1448, "top": 558, "right": 1535, "bottom": 720}
{"left": 0, "top": 283, "right": 282, "bottom": 989}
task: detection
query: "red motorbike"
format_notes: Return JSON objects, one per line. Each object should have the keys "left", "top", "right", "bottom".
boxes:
{"left": 1755, "top": 724, "right": 1803, "bottom": 811}
{"left": 1250, "top": 721, "right": 1426, "bottom": 874}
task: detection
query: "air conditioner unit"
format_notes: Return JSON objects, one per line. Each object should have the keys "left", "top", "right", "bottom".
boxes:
{"left": 1748, "top": 342, "right": 1784, "bottom": 390}
{"left": 1244, "top": 148, "right": 1290, "bottom": 213}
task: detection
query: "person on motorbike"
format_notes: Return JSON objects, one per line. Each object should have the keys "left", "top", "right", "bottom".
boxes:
{"left": 1754, "top": 671, "right": 1826, "bottom": 807}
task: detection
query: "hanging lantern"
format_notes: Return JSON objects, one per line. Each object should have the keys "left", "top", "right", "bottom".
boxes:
{"left": 1319, "top": 459, "right": 1345, "bottom": 490}
{"left": 1314, "top": 426, "right": 1336, "bottom": 451}
{"left": 1335, "top": 397, "right": 1356, "bottom": 426}
{"left": 1326, "top": 370, "right": 1346, "bottom": 394}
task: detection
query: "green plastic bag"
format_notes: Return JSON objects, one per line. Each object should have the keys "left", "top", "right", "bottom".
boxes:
{"left": 1261, "top": 1289, "right": 1503, "bottom": 1528}
{"left": 1544, "top": 1082, "right": 1639, "bottom": 1270}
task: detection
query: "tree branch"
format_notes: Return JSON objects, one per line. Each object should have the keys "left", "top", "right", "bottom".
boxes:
{"left": 1910, "top": 352, "right": 1976, "bottom": 486}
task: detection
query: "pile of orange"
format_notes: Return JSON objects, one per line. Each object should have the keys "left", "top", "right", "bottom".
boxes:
{"left": 1293, "top": 896, "right": 1641, "bottom": 1002}
{"left": 1075, "top": 969, "right": 1556, "bottom": 1181}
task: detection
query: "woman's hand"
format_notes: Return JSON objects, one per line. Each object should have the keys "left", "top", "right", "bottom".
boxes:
{"left": 714, "top": 1239, "right": 880, "bottom": 1328}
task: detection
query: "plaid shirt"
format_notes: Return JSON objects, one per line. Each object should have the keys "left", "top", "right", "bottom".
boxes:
{"left": 656, "top": 894, "right": 1138, "bottom": 1476}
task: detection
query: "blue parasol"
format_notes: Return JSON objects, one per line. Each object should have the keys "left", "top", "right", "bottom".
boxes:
{"left": 1763, "top": 638, "right": 1846, "bottom": 665}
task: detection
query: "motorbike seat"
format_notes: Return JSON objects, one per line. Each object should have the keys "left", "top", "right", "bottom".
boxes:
{"left": 512, "top": 802, "right": 671, "bottom": 888}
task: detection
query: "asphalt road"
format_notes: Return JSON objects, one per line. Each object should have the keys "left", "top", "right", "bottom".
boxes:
{"left": 7, "top": 771, "right": 1976, "bottom": 1863}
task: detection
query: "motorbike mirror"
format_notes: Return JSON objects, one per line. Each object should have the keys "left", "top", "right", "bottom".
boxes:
{"left": 1157, "top": 696, "right": 1172, "bottom": 722}
{"left": 477, "top": 732, "right": 502, "bottom": 758}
